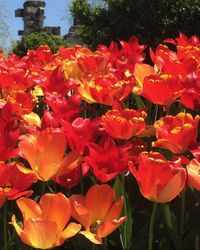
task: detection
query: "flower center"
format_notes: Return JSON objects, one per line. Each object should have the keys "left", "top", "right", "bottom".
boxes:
{"left": 0, "top": 183, "right": 12, "bottom": 192}
{"left": 90, "top": 220, "right": 103, "bottom": 234}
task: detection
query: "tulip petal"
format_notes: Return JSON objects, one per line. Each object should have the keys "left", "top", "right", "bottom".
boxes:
{"left": 158, "top": 169, "right": 186, "bottom": 203}
{"left": 58, "top": 222, "right": 81, "bottom": 245}
{"left": 80, "top": 230, "right": 103, "bottom": 244}
{"left": 56, "top": 151, "right": 81, "bottom": 177}
{"left": 39, "top": 193, "right": 71, "bottom": 232}
{"left": 187, "top": 159, "right": 200, "bottom": 191}
{"left": 17, "top": 197, "right": 42, "bottom": 221}
{"left": 23, "top": 218, "right": 58, "bottom": 249}
{"left": 85, "top": 184, "right": 115, "bottom": 225}
{"left": 152, "top": 139, "right": 182, "bottom": 154}
{"left": 98, "top": 217, "right": 126, "bottom": 238}
{"left": 70, "top": 194, "right": 89, "bottom": 229}
{"left": 10, "top": 215, "right": 32, "bottom": 247}
{"left": 105, "top": 197, "right": 124, "bottom": 221}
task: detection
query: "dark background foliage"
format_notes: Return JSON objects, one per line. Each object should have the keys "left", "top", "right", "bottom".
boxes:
{"left": 71, "top": 0, "right": 200, "bottom": 49}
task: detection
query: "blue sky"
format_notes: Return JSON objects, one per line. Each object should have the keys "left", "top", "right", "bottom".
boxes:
{"left": 2, "top": 0, "right": 73, "bottom": 46}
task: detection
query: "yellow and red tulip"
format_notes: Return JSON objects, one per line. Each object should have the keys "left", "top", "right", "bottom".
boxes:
{"left": 153, "top": 113, "right": 199, "bottom": 154}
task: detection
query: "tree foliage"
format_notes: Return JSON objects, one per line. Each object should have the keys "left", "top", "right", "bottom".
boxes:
{"left": 13, "top": 32, "right": 69, "bottom": 57}
{"left": 71, "top": 0, "right": 200, "bottom": 49}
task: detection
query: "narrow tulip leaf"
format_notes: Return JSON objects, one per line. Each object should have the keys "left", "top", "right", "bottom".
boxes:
{"left": 113, "top": 176, "right": 133, "bottom": 250}
{"left": 133, "top": 93, "right": 145, "bottom": 108}
{"left": 161, "top": 203, "right": 183, "bottom": 250}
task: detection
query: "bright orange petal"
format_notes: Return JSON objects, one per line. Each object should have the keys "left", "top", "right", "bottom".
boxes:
{"left": 85, "top": 184, "right": 115, "bottom": 225}
{"left": 134, "top": 63, "right": 155, "bottom": 93}
{"left": 17, "top": 197, "right": 42, "bottom": 222}
{"left": 10, "top": 215, "right": 32, "bottom": 247}
{"left": 70, "top": 194, "right": 89, "bottom": 229}
{"left": 36, "top": 129, "right": 66, "bottom": 164}
{"left": 39, "top": 193, "right": 71, "bottom": 232}
{"left": 97, "top": 217, "right": 126, "bottom": 238}
{"left": 57, "top": 222, "right": 81, "bottom": 245}
{"left": 37, "top": 161, "right": 60, "bottom": 181}
{"left": 19, "top": 134, "right": 37, "bottom": 170}
{"left": 105, "top": 197, "right": 124, "bottom": 221}
{"left": 23, "top": 218, "right": 58, "bottom": 249}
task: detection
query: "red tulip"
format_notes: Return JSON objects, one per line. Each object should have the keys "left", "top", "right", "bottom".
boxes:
{"left": 0, "top": 162, "right": 37, "bottom": 207}
{"left": 129, "top": 151, "right": 187, "bottom": 203}
{"left": 153, "top": 113, "right": 199, "bottom": 154}
{"left": 102, "top": 109, "right": 147, "bottom": 139}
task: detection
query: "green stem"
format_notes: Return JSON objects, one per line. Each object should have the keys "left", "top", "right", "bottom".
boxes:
{"left": 4, "top": 201, "right": 8, "bottom": 250}
{"left": 180, "top": 188, "right": 186, "bottom": 236}
{"left": 103, "top": 237, "right": 108, "bottom": 250}
{"left": 47, "top": 183, "right": 54, "bottom": 193}
{"left": 121, "top": 174, "right": 127, "bottom": 247}
{"left": 80, "top": 164, "right": 84, "bottom": 195}
{"left": 41, "top": 181, "right": 46, "bottom": 195}
{"left": 148, "top": 202, "right": 158, "bottom": 250}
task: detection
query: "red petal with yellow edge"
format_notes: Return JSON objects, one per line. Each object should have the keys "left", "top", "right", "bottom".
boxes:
{"left": 85, "top": 184, "right": 115, "bottom": 225}
{"left": 58, "top": 222, "right": 81, "bottom": 245}
{"left": 70, "top": 194, "right": 89, "bottom": 229}
{"left": 80, "top": 230, "right": 103, "bottom": 244}
{"left": 97, "top": 217, "right": 126, "bottom": 238}
{"left": 105, "top": 197, "right": 124, "bottom": 221}
{"left": 17, "top": 197, "right": 42, "bottom": 222}
{"left": 39, "top": 193, "right": 71, "bottom": 232}
{"left": 23, "top": 218, "right": 58, "bottom": 249}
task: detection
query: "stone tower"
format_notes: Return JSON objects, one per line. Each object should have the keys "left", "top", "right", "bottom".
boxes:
{"left": 15, "top": 0, "right": 60, "bottom": 36}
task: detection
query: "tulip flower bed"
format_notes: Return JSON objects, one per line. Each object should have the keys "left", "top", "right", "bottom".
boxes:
{"left": 0, "top": 32, "right": 199, "bottom": 250}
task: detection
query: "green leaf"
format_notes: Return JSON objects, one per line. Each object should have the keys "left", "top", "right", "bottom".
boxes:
{"left": 113, "top": 175, "right": 133, "bottom": 250}
{"left": 161, "top": 203, "right": 183, "bottom": 250}
{"left": 133, "top": 94, "right": 145, "bottom": 109}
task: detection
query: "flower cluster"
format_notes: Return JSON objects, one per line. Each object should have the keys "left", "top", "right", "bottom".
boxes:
{"left": 0, "top": 33, "right": 199, "bottom": 249}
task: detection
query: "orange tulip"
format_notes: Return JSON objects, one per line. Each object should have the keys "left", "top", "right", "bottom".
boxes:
{"left": 10, "top": 193, "right": 81, "bottom": 249}
{"left": 19, "top": 128, "right": 81, "bottom": 181}
{"left": 102, "top": 109, "right": 147, "bottom": 139}
{"left": 187, "top": 159, "right": 200, "bottom": 191}
{"left": 153, "top": 113, "right": 199, "bottom": 154}
{"left": 70, "top": 184, "right": 126, "bottom": 244}
{"left": 129, "top": 151, "right": 187, "bottom": 203}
